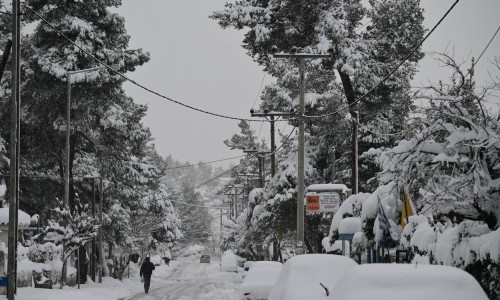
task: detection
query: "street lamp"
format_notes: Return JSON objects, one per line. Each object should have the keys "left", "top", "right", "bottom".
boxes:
{"left": 64, "top": 65, "right": 117, "bottom": 286}
{"left": 64, "top": 65, "right": 117, "bottom": 209}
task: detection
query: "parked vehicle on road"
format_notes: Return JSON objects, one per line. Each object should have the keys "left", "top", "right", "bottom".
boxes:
{"left": 221, "top": 250, "right": 239, "bottom": 272}
{"left": 268, "top": 254, "right": 357, "bottom": 300}
{"left": 239, "top": 261, "right": 283, "bottom": 300}
{"left": 329, "top": 263, "right": 488, "bottom": 300}
{"left": 243, "top": 260, "right": 254, "bottom": 271}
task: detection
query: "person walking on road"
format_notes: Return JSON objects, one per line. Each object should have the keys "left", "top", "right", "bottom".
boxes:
{"left": 140, "top": 257, "right": 155, "bottom": 294}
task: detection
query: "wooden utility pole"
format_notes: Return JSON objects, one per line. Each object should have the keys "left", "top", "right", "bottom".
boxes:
{"left": 270, "top": 116, "right": 276, "bottom": 176}
{"left": 351, "top": 111, "right": 359, "bottom": 194}
{"left": 258, "top": 156, "right": 264, "bottom": 188}
{"left": 250, "top": 111, "right": 294, "bottom": 177}
{"left": 243, "top": 148, "right": 272, "bottom": 189}
{"left": 8, "top": 1, "right": 21, "bottom": 299}
{"left": 223, "top": 184, "right": 243, "bottom": 217}
{"left": 98, "top": 177, "right": 104, "bottom": 283}
{"left": 91, "top": 177, "right": 96, "bottom": 282}
{"left": 273, "top": 53, "right": 331, "bottom": 255}
{"left": 331, "top": 146, "right": 336, "bottom": 184}
{"left": 297, "top": 57, "right": 305, "bottom": 254}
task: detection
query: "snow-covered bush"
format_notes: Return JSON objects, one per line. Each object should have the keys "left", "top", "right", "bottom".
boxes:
{"left": 324, "top": 55, "right": 500, "bottom": 297}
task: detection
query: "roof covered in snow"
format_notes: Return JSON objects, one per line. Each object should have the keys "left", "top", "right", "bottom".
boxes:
{"left": 306, "top": 184, "right": 349, "bottom": 193}
{"left": 0, "top": 207, "right": 31, "bottom": 226}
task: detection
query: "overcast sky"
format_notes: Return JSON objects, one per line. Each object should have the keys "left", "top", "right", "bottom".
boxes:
{"left": 116, "top": 0, "right": 500, "bottom": 168}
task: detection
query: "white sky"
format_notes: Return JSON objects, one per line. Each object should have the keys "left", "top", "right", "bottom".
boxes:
{"left": 116, "top": 0, "right": 500, "bottom": 168}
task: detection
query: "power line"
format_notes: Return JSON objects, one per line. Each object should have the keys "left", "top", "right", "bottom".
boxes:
{"left": 256, "top": 126, "right": 296, "bottom": 159}
{"left": 169, "top": 199, "right": 227, "bottom": 209}
{"left": 472, "top": 24, "right": 500, "bottom": 70}
{"left": 23, "top": 4, "right": 265, "bottom": 124}
{"left": 252, "top": 73, "right": 266, "bottom": 109}
{"left": 250, "top": 72, "right": 268, "bottom": 144}
{"left": 303, "top": 0, "right": 460, "bottom": 120}
{"left": 165, "top": 155, "right": 244, "bottom": 170}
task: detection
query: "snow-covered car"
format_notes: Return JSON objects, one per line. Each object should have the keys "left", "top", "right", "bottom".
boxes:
{"left": 220, "top": 250, "right": 239, "bottom": 272}
{"left": 268, "top": 254, "right": 357, "bottom": 300}
{"left": 239, "top": 261, "right": 283, "bottom": 300}
{"left": 329, "top": 263, "right": 488, "bottom": 300}
{"left": 243, "top": 260, "right": 254, "bottom": 271}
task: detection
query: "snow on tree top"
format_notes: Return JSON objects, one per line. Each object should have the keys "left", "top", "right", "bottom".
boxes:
{"left": 0, "top": 207, "right": 31, "bottom": 226}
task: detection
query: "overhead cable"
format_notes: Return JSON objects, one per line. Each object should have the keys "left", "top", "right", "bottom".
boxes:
{"left": 470, "top": 24, "right": 500, "bottom": 71}
{"left": 23, "top": 4, "right": 265, "bottom": 123}
{"left": 169, "top": 199, "right": 227, "bottom": 209}
{"left": 252, "top": 73, "right": 266, "bottom": 109}
{"left": 165, "top": 155, "right": 244, "bottom": 170}
{"left": 256, "top": 126, "right": 296, "bottom": 158}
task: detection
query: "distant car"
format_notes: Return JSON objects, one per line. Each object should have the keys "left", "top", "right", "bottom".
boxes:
{"left": 329, "top": 264, "right": 488, "bottom": 300}
{"left": 200, "top": 254, "right": 210, "bottom": 263}
{"left": 239, "top": 261, "right": 283, "bottom": 300}
{"left": 221, "top": 250, "right": 239, "bottom": 272}
{"left": 268, "top": 254, "right": 357, "bottom": 300}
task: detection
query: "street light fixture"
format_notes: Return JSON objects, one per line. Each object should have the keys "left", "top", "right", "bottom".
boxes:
{"left": 64, "top": 64, "right": 118, "bottom": 209}
{"left": 64, "top": 64, "right": 118, "bottom": 285}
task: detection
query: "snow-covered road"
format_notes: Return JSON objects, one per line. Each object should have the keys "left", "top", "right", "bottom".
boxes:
{"left": 123, "top": 257, "right": 243, "bottom": 300}
{"left": 17, "top": 255, "right": 244, "bottom": 300}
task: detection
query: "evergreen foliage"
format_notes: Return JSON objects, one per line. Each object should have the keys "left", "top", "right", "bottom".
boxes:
{"left": 0, "top": 0, "right": 182, "bottom": 279}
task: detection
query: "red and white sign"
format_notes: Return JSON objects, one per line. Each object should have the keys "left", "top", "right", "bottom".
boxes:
{"left": 306, "top": 195, "right": 321, "bottom": 211}
{"left": 306, "top": 193, "right": 340, "bottom": 212}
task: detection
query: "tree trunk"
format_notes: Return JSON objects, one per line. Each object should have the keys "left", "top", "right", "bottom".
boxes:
{"left": 78, "top": 245, "right": 87, "bottom": 284}
{"left": 337, "top": 69, "right": 358, "bottom": 194}
{"left": 337, "top": 69, "right": 357, "bottom": 114}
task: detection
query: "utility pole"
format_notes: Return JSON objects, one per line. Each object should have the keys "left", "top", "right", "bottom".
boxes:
{"left": 98, "top": 176, "right": 104, "bottom": 283}
{"left": 250, "top": 110, "right": 294, "bottom": 177}
{"left": 243, "top": 148, "right": 272, "bottom": 188}
{"left": 331, "top": 146, "right": 336, "bottom": 184}
{"left": 65, "top": 66, "right": 111, "bottom": 210}
{"left": 236, "top": 173, "right": 260, "bottom": 207}
{"left": 352, "top": 111, "right": 359, "bottom": 194}
{"left": 8, "top": 1, "right": 21, "bottom": 298}
{"left": 90, "top": 177, "right": 96, "bottom": 282}
{"left": 223, "top": 184, "right": 243, "bottom": 218}
{"left": 273, "top": 52, "right": 331, "bottom": 255}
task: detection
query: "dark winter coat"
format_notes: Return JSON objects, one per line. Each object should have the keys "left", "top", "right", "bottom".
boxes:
{"left": 140, "top": 261, "right": 155, "bottom": 277}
